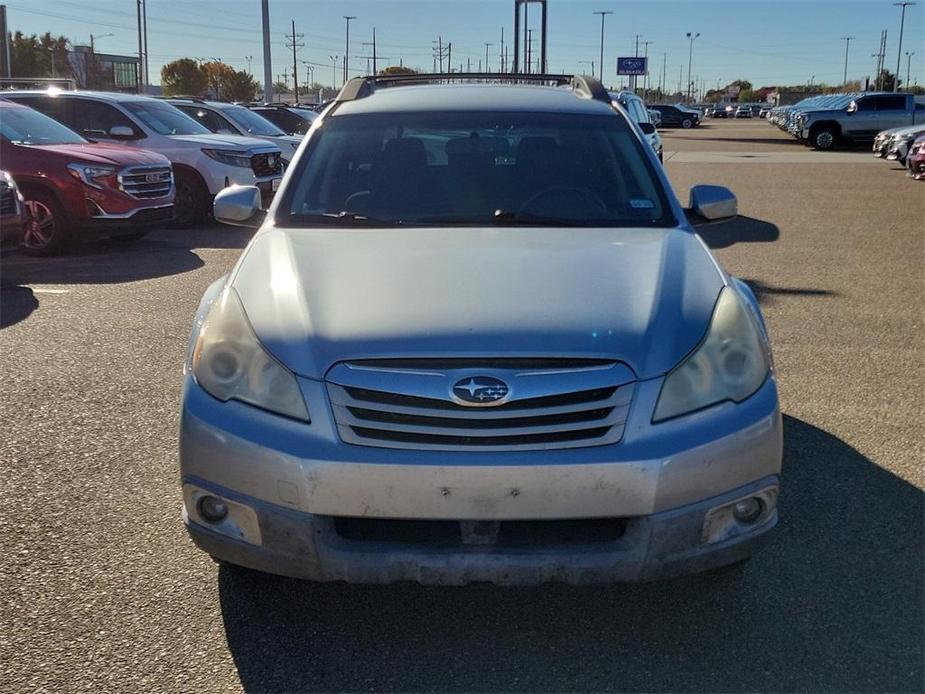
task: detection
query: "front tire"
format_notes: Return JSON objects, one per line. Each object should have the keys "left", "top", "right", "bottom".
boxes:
{"left": 21, "top": 188, "right": 68, "bottom": 256}
{"left": 681, "top": 118, "right": 693, "bottom": 129}
{"left": 170, "top": 171, "right": 208, "bottom": 229}
{"left": 811, "top": 126, "right": 837, "bottom": 151}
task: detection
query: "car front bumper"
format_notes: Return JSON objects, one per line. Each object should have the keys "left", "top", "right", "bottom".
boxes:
{"left": 76, "top": 203, "right": 175, "bottom": 236}
{"left": 179, "top": 372, "right": 783, "bottom": 584}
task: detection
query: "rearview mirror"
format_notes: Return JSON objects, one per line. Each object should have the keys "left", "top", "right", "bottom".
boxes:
{"left": 687, "top": 184, "right": 737, "bottom": 222}
{"left": 638, "top": 122, "right": 656, "bottom": 135}
{"left": 214, "top": 185, "right": 266, "bottom": 228}
{"left": 108, "top": 125, "right": 136, "bottom": 139}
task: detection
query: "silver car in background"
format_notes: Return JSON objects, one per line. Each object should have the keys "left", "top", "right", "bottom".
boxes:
{"left": 179, "top": 74, "right": 782, "bottom": 585}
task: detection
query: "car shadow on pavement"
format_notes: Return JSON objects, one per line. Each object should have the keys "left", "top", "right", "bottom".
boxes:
{"left": 0, "top": 225, "right": 252, "bottom": 287}
{"left": 217, "top": 415, "right": 923, "bottom": 693}
{"left": 0, "top": 285, "right": 38, "bottom": 328}
{"left": 695, "top": 215, "right": 780, "bottom": 249}
{"left": 742, "top": 278, "right": 837, "bottom": 306}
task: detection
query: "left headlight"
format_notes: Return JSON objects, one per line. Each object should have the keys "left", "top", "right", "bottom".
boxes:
{"left": 653, "top": 287, "right": 770, "bottom": 422}
{"left": 67, "top": 163, "right": 116, "bottom": 189}
{"left": 202, "top": 149, "right": 253, "bottom": 168}
{"left": 192, "top": 287, "right": 310, "bottom": 422}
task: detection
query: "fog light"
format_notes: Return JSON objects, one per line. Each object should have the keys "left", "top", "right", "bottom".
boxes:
{"left": 198, "top": 495, "right": 228, "bottom": 523}
{"left": 733, "top": 497, "right": 763, "bottom": 524}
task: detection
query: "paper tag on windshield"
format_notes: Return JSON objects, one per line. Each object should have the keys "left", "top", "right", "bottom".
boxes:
{"left": 630, "top": 198, "right": 655, "bottom": 209}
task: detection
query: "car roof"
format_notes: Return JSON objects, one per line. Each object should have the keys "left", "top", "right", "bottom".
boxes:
{"left": 1, "top": 89, "right": 161, "bottom": 105}
{"left": 332, "top": 83, "right": 616, "bottom": 116}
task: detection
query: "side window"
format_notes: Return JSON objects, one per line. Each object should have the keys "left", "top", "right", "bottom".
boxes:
{"left": 876, "top": 96, "right": 907, "bottom": 111}
{"left": 177, "top": 106, "right": 236, "bottom": 133}
{"left": 68, "top": 100, "right": 138, "bottom": 139}
{"left": 10, "top": 96, "right": 71, "bottom": 126}
{"left": 855, "top": 98, "right": 876, "bottom": 112}
{"left": 631, "top": 101, "right": 650, "bottom": 123}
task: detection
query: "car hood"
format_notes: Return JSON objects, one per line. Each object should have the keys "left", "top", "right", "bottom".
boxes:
{"left": 24, "top": 142, "right": 170, "bottom": 166}
{"left": 891, "top": 124, "right": 925, "bottom": 138}
{"left": 232, "top": 226, "right": 725, "bottom": 380}
{"left": 168, "top": 133, "right": 278, "bottom": 151}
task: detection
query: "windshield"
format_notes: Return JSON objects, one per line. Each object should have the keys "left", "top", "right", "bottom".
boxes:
{"left": 123, "top": 101, "right": 211, "bottom": 135}
{"left": 0, "top": 105, "right": 86, "bottom": 145}
{"left": 283, "top": 111, "right": 673, "bottom": 228}
{"left": 223, "top": 106, "right": 285, "bottom": 136}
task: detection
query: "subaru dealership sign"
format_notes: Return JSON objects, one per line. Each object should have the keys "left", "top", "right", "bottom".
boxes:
{"left": 617, "top": 57, "right": 648, "bottom": 76}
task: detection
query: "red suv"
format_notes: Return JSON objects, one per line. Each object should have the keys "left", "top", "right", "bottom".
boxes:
{"left": 0, "top": 100, "right": 174, "bottom": 254}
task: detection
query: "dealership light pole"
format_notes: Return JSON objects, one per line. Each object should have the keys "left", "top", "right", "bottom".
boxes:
{"left": 593, "top": 10, "right": 612, "bottom": 82}
{"left": 906, "top": 51, "right": 916, "bottom": 88}
{"left": 686, "top": 32, "right": 699, "bottom": 103}
{"left": 262, "top": 0, "right": 273, "bottom": 103}
{"left": 343, "top": 16, "right": 356, "bottom": 84}
{"left": 841, "top": 36, "right": 855, "bottom": 88}
{"left": 894, "top": 2, "right": 916, "bottom": 90}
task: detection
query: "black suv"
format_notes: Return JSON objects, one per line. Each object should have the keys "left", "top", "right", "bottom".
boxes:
{"left": 649, "top": 105, "right": 701, "bottom": 129}
{"left": 247, "top": 104, "right": 318, "bottom": 136}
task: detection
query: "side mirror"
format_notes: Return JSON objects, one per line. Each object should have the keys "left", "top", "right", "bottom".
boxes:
{"left": 687, "top": 184, "right": 737, "bottom": 222}
{"left": 108, "top": 125, "right": 136, "bottom": 139}
{"left": 213, "top": 185, "right": 266, "bottom": 228}
{"left": 846, "top": 101, "right": 857, "bottom": 115}
{"left": 638, "top": 122, "right": 656, "bottom": 135}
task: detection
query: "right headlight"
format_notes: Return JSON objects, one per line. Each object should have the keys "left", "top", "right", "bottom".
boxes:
{"left": 191, "top": 287, "right": 310, "bottom": 422}
{"left": 653, "top": 287, "right": 770, "bottom": 422}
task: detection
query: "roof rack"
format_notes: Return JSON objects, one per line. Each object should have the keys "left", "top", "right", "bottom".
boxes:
{"left": 156, "top": 95, "right": 207, "bottom": 103}
{"left": 335, "top": 73, "right": 611, "bottom": 105}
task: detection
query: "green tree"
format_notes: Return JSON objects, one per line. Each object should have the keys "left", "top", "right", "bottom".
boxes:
{"left": 378, "top": 65, "right": 418, "bottom": 76}
{"left": 10, "top": 32, "right": 72, "bottom": 80}
{"left": 161, "top": 58, "right": 207, "bottom": 96}
{"left": 272, "top": 81, "right": 290, "bottom": 94}
{"left": 221, "top": 70, "right": 259, "bottom": 102}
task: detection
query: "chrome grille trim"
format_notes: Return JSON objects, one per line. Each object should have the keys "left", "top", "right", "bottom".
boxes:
{"left": 118, "top": 166, "right": 173, "bottom": 199}
{"left": 326, "top": 360, "right": 636, "bottom": 451}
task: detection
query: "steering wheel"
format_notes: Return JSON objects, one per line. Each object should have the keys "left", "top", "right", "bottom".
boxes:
{"left": 520, "top": 186, "right": 609, "bottom": 217}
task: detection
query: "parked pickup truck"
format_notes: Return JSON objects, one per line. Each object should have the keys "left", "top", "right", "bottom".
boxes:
{"left": 798, "top": 92, "right": 925, "bottom": 150}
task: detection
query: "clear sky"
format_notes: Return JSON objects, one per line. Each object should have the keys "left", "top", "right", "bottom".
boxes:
{"left": 7, "top": 0, "right": 925, "bottom": 91}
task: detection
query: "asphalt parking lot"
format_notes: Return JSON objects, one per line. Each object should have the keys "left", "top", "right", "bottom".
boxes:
{"left": 1, "top": 118, "right": 922, "bottom": 693}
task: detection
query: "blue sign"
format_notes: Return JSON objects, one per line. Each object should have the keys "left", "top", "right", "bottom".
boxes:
{"left": 617, "top": 57, "right": 648, "bottom": 76}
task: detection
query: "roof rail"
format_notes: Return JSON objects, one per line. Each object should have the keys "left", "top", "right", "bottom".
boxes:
{"left": 157, "top": 95, "right": 207, "bottom": 103}
{"left": 335, "top": 73, "right": 611, "bottom": 105}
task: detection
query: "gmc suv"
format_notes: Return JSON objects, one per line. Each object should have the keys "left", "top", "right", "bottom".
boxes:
{"left": 798, "top": 92, "right": 924, "bottom": 150}
{"left": 4, "top": 91, "right": 283, "bottom": 228}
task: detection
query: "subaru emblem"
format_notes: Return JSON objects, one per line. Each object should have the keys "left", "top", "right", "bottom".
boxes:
{"left": 451, "top": 376, "right": 510, "bottom": 406}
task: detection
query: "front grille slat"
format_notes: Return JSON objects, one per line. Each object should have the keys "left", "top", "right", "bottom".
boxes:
{"left": 251, "top": 152, "right": 283, "bottom": 178}
{"left": 119, "top": 166, "right": 173, "bottom": 199}
{"left": 326, "top": 360, "right": 636, "bottom": 452}
{"left": 0, "top": 185, "right": 14, "bottom": 215}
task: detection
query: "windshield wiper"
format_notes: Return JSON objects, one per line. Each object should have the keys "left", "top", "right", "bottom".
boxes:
{"left": 290, "top": 211, "right": 395, "bottom": 226}
{"left": 489, "top": 210, "right": 595, "bottom": 227}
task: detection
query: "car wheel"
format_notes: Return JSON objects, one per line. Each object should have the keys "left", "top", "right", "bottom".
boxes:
{"left": 170, "top": 171, "right": 208, "bottom": 229}
{"left": 22, "top": 189, "right": 68, "bottom": 256}
{"left": 681, "top": 118, "right": 693, "bottom": 129}
{"left": 811, "top": 127, "right": 837, "bottom": 151}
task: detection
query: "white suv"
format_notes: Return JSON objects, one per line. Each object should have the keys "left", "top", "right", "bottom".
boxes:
{"left": 166, "top": 98, "right": 304, "bottom": 163}
{"left": 5, "top": 91, "right": 284, "bottom": 228}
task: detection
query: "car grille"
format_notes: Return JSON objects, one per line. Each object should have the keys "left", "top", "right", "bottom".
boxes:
{"left": 326, "top": 359, "right": 635, "bottom": 451}
{"left": 251, "top": 151, "right": 283, "bottom": 178}
{"left": 119, "top": 166, "right": 173, "bottom": 199}
{"left": 0, "top": 183, "right": 14, "bottom": 215}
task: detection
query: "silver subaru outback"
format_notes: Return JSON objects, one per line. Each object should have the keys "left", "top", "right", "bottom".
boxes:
{"left": 180, "top": 74, "right": 782, "bottom": 585}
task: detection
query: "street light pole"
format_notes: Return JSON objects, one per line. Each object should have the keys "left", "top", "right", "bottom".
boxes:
{"left": 906, "top": 51, "right": 916, "bottom": 88}
{"left": 578, "top": 60, "right": 594, "bottom": 76}
{"left": 592, "top": 11, "right": 612, "bottom": 83}
{"left": 686, "top": 32, "right": 700, "bottom": 103}
{"left": 485, "top": 43, "right": 493, "bottom": 73}
{"left": 330, "top": 55, "right": 339, "bottom": 90}
{"left": 841, "top": 36, "right": 855, "bottom": 88}
{"left": 894, "top": 2, "right": 916, "bottom": 90}
{"left": 343, "top": 16, "right": 356, "bottom": 84}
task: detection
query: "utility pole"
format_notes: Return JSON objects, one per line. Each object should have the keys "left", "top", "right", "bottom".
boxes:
{"left": 894, "top": 2, "right": 916, "bottom": 90}
{"left": 245, "top": 55, "right": 253, "bottom": 74}
{"left": 841, "top": 36, "right": 855, "bottom": 88}
{"left": 678, "top": 64, "right": 683, "bottom": 95}
{"left": 661, "top": 52, "right": 667, "bottom": 97}
{"left": 343, "top": 16, "right": 356, "bottom": 84}
{"left": 579, "top": 60, "right": 595, "bottom": 76}
{"left": 485, "top": 43, "right": 493, "bottom": 72}
{"left": 135, "top": 0, "right": 143, "bottom": 93}
{"left": 685, "top": 32, "right": 700, "bottom": 103}
{"left": 329, "top": 55, "right": 338, "bottom": 89}
{"left": 526, "top": 29, "right": 533, "bottom": 74}
{"left": 287, "top": 20, "right": 304, "bottom": 102}
{"left": 593, "top": 10, "right": 612, "bottom": 83}
{"left": 372, "top": 27, "right": 377, "bottom": 75}
{"left": 907, "top": 51, "right": 916, "bottom": 88}
{"left": 641, "top": 40, "right": 653, "bottom": 96}
{"left": 447, "top": 43, "right": 452, "bottom": 72}
{"left": 500, "top": 26, "right": 505, "bottom": 72}
{"left": 142, "top": 0, "right": 148, "bottom": 94}
{"left": 262, "top": 0, "right": 273, "bottom": 103}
